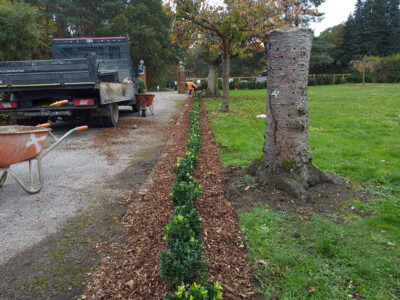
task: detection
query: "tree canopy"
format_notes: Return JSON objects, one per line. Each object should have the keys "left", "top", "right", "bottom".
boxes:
{"left": 0, "top": 0, "right": 40, "bottom": 61}
{"left": 105, "top": 0, "right": 177, "bottom": 87}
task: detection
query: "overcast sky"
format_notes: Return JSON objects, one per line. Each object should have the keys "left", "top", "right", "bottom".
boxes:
{"left": 208, "top": 0, "right": 358, "bottom": 36}
{"left": 310, "top": 0, "right": 357, "bottom": 35}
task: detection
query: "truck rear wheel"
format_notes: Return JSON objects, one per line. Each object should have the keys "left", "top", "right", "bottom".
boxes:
{"left": 103, "top": 103, "right": 119, "bottom": 127}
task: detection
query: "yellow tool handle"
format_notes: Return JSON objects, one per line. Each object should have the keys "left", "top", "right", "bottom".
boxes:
{"left": 49, "top": 100, "right": 69, "bottom": 107}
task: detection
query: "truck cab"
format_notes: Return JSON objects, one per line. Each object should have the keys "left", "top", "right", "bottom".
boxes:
{"left": 0, "top": 36, "right": 141, "bottom": 127}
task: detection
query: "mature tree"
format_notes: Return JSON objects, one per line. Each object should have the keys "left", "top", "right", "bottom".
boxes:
{"left": 343, "top": 0, "right": 400, "bottom": 64}
{"left": 171, "top": 25, "right": 222, "bottom": 97}
{"left": 318, "top": 24, "right": 346, "bottom": 72}
{"left": 0, "top": 0, "right": 40, "bottom": 61}
{"left": 170, "top": 0, "right": 285, "bottom": 112}
{"left": 309, "top": 38, "right": 334, "bottom": 73}
{"left": 26, "top": 0, "right": 127, "bottom": 37}
{"left": 282, "top": 0, "right": 325, "bottom": 26}
{"left": 387, "top": 0, "right": 400, "bottom": 54}
{"left": 105, "top": 0, "right": 177, "bottom": 87}
{"left": 256, "top": 28, "right": 340, "bottom": 199}
{"left": 229, "top": 50, "right": 266, "bottom": 77}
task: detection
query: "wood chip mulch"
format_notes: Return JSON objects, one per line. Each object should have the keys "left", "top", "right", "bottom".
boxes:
{"left": 84, "top": 98, "right": 256, "bottom": 299}
{"left": 85, "top": 102, "right": 192, "bottom": 299}
{"left": 194, "top": 100, "right": 255, "bottom": 299}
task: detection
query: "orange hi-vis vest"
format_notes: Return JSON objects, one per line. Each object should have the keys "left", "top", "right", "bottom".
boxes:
{"left": 187, "top": 81, "right": 197, "bottom": 90}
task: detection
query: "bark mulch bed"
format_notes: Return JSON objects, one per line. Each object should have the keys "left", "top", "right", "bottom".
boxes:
{"left": 194, "top": 100, "right": 255, "bottom": 299}
{"left": 84, "top": 98, "right": 256, "bottom": 299}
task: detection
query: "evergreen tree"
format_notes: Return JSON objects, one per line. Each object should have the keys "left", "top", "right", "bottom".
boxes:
{"left": 344, "top": 0, "right": 400, "bottom": 64}
{"left": 26, "top": 0, "right": 127, "bottom": 37}
{"left": 387, "top": 0, "right": 400, "bottom": 53}
{"left": 105, "top": 0, "right": 177, "bottom": 87}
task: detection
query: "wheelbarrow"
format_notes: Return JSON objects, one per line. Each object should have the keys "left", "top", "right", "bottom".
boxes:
{"left": 0, "top": 124, "right": 88, "bottom": 194}
{"left": 135, "top": 94, "right": 155, "bottom": 117}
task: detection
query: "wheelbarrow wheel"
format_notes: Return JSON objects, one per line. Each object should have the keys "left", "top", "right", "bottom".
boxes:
{"left": 103, "top": 103, "right": 119, "bottom": 127}
{"left": 141, "top": 108, "right": 146, "bottom": 117}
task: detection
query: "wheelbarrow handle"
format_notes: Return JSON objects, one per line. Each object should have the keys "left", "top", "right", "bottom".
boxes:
{"left": 40, "top": 125, "right": 89, "bottom": 158}
{"left": 37, "top": 123, "right": 51, "bottom": 128}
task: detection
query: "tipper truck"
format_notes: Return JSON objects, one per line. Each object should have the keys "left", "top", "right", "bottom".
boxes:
{"left": 0, "top": 36, "right": 142, "bottom": 127}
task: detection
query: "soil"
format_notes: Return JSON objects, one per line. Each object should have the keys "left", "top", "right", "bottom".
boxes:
{"left": 226, "top": 166, "right": 376, "bottom": 223}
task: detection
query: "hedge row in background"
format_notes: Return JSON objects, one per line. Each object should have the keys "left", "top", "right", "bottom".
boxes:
{"left": 196, "top": 72, "right": 400, "bottom": 91}
{"left": 160, "top": 92, "right": 222, "bottom": 299}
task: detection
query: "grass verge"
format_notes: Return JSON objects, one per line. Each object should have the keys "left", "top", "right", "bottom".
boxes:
{"left": 204, "top": 84, "right": 400, "bottom": 298}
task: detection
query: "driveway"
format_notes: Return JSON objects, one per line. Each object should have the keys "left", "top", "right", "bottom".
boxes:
{"left": 0, "top": 91, "right": 187, "bottom": 299}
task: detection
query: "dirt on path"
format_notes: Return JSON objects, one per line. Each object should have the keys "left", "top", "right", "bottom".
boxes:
{"left": 0, "top": 91, "right": 187, "bottom": 299}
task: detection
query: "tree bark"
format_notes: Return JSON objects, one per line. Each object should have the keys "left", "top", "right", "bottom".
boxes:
{"left": 220, "top": 40, "right": 230, "bottom": 112}
{"left": 207, "top": 62, "right": 219, "bottom": 97}
{"left": 256, "top": 28, "right": 341, "bottom": 200}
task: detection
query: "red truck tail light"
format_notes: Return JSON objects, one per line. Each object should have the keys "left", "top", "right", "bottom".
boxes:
{"left": 73, "top": 99, "right": 95, "bottom": 106}
{"left": 0, "top": 102, "right": 18, "bottom": 109}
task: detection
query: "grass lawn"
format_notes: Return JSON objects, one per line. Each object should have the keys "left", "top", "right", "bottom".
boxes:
{"left": 204, "top": 84, "right": 400, "bottom": 299}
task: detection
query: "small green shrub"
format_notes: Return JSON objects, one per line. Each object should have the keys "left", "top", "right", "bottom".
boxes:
{"left": 308, "top": 77, "right": 317, "bottom": 86}
{"left": 229, "top": 80, "right": 236, "bottom": 90}
{"left": 160, "top": 237, "right": 207, "bottom": 284}
{"left": 164, "top": 215, "right": 200, "bottom": 244}
{"left": 170, "top": 179, "right": 202, "bottom": 207}
{"left": 164, "top": 282, "right": 223, "bottom": 300}
{"left": 0, "top": 113, "right": 10, "bottom": 121}
{"left": 173, "top": 207, "right": 202, "bottom": 239}
{"left": 138, "top": 78, "right": 147, "bottom": 92}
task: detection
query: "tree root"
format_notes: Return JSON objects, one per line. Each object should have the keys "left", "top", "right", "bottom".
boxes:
{"left": 254, "top": 161, "right": 344, "bottom": 200}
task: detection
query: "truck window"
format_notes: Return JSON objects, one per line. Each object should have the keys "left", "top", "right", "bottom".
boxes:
{"left": 109, "top": 46, "right": 121, "bottom": 59}
{"left": 77, "top": 46, "right": 106, "bottom": 59}
{"left": 62, "top": 47, "right": 73, "bottom": 56}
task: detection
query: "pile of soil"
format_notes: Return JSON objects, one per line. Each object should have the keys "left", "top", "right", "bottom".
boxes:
{"left": 84, "top": 98, "right": 257, "bottom": 299}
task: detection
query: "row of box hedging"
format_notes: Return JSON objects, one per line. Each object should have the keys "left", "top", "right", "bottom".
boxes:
{"left": 160, "top": 92, "right": 222, "bottom": 300}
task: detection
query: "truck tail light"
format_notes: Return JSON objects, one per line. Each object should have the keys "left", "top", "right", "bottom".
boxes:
{"left": 0, "top": 102, "right": 18, "bottom": 109}
{"left": 73, "top": 98, "right": 95, "bottom": 106}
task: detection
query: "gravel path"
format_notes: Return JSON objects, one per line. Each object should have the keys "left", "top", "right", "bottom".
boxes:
{"left": 0, "top": 92, "right": 187, "bottom": 298}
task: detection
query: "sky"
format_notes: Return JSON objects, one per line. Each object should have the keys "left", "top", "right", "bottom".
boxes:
{"left": 310, "top": 0, "right": 357, "bottom": 36}
{"left": 208, "top": 0, "right": 358, "bottom": 36}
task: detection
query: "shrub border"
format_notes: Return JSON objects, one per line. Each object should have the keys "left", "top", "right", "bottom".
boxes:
{"left": 160, "top": 92, "right": 223, "bottom": 299}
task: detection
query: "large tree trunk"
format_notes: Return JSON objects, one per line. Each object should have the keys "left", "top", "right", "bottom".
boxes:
{"left": 207, "top": 62, "right": 219, "bottom": 97}
{"left": 220, "top": 41, "right": 230, "bottom": 112}
{"left": 256, "top": 28, "right": 341, "bottom": 200}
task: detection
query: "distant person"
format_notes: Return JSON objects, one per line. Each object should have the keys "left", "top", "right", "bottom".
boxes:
{"left": 186, "top": 80, "right": 197, "bottom": 95}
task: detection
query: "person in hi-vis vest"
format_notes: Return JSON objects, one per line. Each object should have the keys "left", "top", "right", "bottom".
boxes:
{"left": 186, "top": 80, "right": 197, "bottom": 95}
